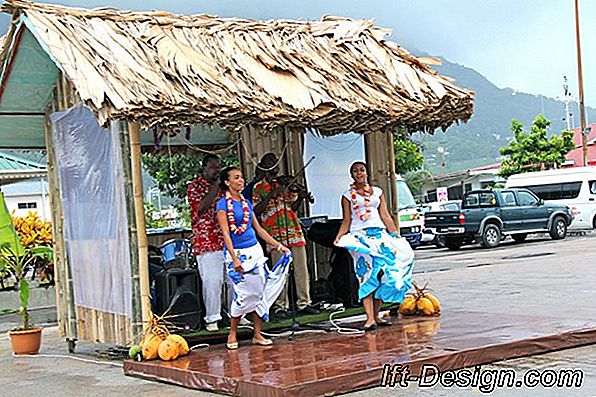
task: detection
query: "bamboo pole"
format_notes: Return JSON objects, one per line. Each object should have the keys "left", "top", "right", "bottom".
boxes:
{"left": 387, "top": 130, "right": 400, "bottom": 229}
{"left": 55, "top": 75, "right": 78, "bottom": 342}
{"left": 118, "top": 120, "right": 143, "bottom": 335}
{"left": 364, "top": 132, "right": 390, "bottom": 196}
{"left": 44, "top": 105, "right": 68, "bottom": 338}
{"left": 128, "top": 122, "right": 152, "bottom": 324}
{"left": 46, "top": 81, "right": 77, "bottom": 341}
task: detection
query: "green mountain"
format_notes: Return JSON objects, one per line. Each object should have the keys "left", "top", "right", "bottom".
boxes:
{"left": 416, "top": 58, "right": 595, "bottom": 173}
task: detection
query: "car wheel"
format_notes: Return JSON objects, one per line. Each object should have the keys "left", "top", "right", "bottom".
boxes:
{"left": 434, "top": 235, "right": 446, "bottom": 248}
{"left": 444, "top": 236, "right": 462, "bottom": 250}
{"left": 511, "top": 233, "right": 527, "bottom": 242}
{"left": 481, "top": 224, "right": 501, "bottom": 248}
{"left": 549, "top": 216, "right": 567, "bottom": 240}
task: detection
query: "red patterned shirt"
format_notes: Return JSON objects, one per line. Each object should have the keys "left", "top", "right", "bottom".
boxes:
{"left": 187, "top": 176, "right": 224, "bottom": 255}
{"left": 253, "top": 179, "right": 306, "bottom": 249}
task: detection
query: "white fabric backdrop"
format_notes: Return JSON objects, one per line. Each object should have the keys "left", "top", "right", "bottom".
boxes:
{"left": 304, "top": 130, "right": 365, "bottom": 218}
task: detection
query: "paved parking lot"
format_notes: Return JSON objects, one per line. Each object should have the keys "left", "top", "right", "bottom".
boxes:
{"left": 413, "top": 231, "right": 594, "bottom": 274}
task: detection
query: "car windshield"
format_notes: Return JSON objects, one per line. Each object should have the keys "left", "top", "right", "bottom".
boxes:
{"left": 396, "top": 180, "right": 417, "bottom": 210}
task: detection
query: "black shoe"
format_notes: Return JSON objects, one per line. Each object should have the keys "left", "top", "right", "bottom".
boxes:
{"left": 360, "top": 323, "right": 377, "bottom": 332}
{"left": 299, "top": 306, "right": 320, "bottom": 315}
{"left": 273, "top": 309, "right": 289, "bottom": 321}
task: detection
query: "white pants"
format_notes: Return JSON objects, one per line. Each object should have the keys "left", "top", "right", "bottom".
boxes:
{"left": 196, "top": 250, "right": 225, "bottom": 323}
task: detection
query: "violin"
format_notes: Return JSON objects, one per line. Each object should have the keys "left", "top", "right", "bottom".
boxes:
{"left": 275, "top": 175, "right": 306, "bottom": 194}
{"left": 270, "top": 156, "right": 316, "bottom": 204}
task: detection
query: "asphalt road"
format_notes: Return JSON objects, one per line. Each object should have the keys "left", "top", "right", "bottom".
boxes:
{"left": 413, "top": 231, "right": 595, "bottom": 274}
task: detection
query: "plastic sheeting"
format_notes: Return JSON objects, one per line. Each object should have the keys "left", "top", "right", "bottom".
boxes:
{"left": 51, "top": 105, "right": 131, "bottom": 317}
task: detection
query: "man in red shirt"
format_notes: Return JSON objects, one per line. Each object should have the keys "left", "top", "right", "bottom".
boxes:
{"left": 187, "top": 154, "right": 224, "bottom": 332}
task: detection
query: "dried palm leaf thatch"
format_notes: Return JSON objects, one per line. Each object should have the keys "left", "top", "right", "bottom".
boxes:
{"left": 1, "top": 0, "right": 474, "bottom": 135}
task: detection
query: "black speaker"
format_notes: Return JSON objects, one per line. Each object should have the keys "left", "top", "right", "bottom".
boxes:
{"left": 154, "top": 268, "right": 203, "bottom": 330}
{"left": 307, "top": 220, "right": 359, "bottom": 308}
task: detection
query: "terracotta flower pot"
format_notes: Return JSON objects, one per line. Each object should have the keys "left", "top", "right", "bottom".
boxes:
{"left": 8, "top": 327, "right": 43, "bottom": 355}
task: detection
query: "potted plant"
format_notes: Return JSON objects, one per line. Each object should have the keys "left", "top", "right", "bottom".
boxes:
{"left": 0, "top": 242, "right": 53, "bottom": 355}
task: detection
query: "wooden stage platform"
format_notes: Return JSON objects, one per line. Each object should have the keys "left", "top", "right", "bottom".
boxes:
{"left": 123, "top": 309, "right": 596, "bottom": 396}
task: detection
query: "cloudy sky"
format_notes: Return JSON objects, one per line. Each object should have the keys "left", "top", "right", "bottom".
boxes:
{"left": 1, "top": 0, "right": 594, "bottom": 106}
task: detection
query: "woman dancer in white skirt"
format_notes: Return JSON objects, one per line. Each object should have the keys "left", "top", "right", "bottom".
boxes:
{"left": 216, "top": 166, "right": 291, "bottom": 350}
{"left": 334, "top": 161, "right": 414, "bottom": 331}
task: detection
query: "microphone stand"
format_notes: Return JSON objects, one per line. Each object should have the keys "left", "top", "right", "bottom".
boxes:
{"left": 275, "top": 164, "right": 330, "bottom": 341}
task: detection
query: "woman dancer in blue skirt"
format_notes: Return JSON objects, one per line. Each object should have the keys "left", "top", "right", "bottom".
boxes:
{"left": 334, "top": 161, "right": 414, "bottom": 331}
{"left": 216, "top": 166, "right": 291, "bottom": 349}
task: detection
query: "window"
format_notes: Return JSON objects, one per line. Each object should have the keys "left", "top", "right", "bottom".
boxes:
{"left": 447, "top": 185, "right": 463, "bottom": 200}
{"left": 479, "top": 192, "right": 497, "bottom": 207}
{"left": 463, "top": 193, "right": 479, "bottom": 208}
{"left": 17, "top": 202, "right": 37, "bottom": 209}
{"left": 443, "top": 203, "right": 460, "bottom": 211}
{"left": 561, "top": 182, "right": 582, "bottom": 199}
{"left": 501, "top": 191, "right": 517, "bottom": 207}
{"left": 427, "top": 190, "right": 437, "bottom": 202}
{"left": 526, "top": 184, "right": 559, "bottom": 200}
{"left": 589, "top": 180, "right": 596, "bottom": 195}
{"left": 464, "top": 183, "right": 472, "bottom": 193}
{"left": 524, "top": 182, "right": 582, "bottom": 200}
{"left": 517, "top": 191, "right": 538, "bottom": 206}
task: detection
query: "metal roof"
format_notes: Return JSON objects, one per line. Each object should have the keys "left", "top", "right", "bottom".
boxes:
{"left": 0, "top": 150, "right": 44, "bottom": 170}
{"left": 0, "top": 177, "right": 47, "bottom": 196}
{"left": 0, "top": 150, "right": 46, "bottom": 184}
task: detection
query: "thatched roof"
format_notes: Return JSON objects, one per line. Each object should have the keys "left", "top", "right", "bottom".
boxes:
{"left": 1, "top": 0, "right": 474, "bottom": 135}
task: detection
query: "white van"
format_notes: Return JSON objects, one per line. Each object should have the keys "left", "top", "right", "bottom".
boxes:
{"left": 505, "top": 167, "right": 596, "bottom": 230}
{"left": 395, "top": 174, "right": 424, "bottom": 247}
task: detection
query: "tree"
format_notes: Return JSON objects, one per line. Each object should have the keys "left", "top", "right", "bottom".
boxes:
{"left": 403, "top": 169, "right": 434, "bottom": 202}
{"left": 142, "top": 152, "right": 203, "bottom": 200}
{"left": 498, "top": 115, "right": 575, "bottom": 178}
{"left": 142, "top": 149, "right": 239, "bottom": 201}
{"left": 394, "top": 136, "right": 424, "bottom": 174}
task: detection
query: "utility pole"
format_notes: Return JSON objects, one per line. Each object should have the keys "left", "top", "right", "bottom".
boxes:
{"left": 563, "top": 75, "right": 574, "bottom": 131}
{"left": 574, "top": 0, "right": 588, "bottom": 166}
{"left": 438, "top": 146, "right": 446, "bottom": 176}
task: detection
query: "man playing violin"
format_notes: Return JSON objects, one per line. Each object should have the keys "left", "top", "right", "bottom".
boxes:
{"left": 252, "top": 153, "right": 319, "bottom": 319}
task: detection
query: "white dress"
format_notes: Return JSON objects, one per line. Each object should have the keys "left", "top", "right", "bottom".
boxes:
{"left": 337, "top": 186, "right": 414, "bottom": 302}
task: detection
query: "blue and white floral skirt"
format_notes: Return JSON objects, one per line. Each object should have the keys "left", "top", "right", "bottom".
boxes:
{"left": 224, "top": 243, "right": 292, "bottom": 320}
{"left": 337, "top": 227, "right": 414, "bottom": 303}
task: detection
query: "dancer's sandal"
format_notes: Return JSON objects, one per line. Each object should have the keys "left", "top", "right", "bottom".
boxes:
{"left": 360, "top": 323, "right": 377, "bottom": 332}
{"left": 226, "top": 341, "right": 238, "bottom": 350}
{"left": 252, "top": 337, "right": 273, "bottom": 346}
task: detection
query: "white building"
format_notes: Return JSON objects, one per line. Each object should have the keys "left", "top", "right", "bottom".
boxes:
{"left": 0, "top": 151, "right": 49, "bottom": 220}
{"left": 422, "top": 163, "right": 505, "bottom": 202}
{"left": 1, "top": 178, "right": 51, "bottom": 220}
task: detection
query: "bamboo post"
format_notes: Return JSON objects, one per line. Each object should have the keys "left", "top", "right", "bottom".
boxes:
{"left": 128, "top": 122, "right": 152, "bottom": 323}
{"left": 387, "top": 130, "right": 400, "bottom": 229}
{"left": 44, "top": 110, "right": 69, "bottom": 338}
{"left": 364, "top": 131, "right": 390, "bottom": 199}
{"left": 46, "top": 80, "right": 77, "bottom": 341}
{"left": 118, "top": 121, "right": 143, "bottom": 335}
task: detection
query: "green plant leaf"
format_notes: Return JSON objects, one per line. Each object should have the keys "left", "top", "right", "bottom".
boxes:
{"left": 19, "top": 279, "right": 30, "bottom": 309}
